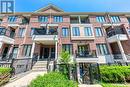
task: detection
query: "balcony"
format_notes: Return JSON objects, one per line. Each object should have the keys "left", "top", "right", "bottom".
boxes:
{"left": 70, "top": 16, "right": 89, "bottom": 24}
{"left": 0, "top": 28, "right": 15, "bottom": 44}
{"left": 32, "top": 28, "right": 58, "bottom": 44}
{"left": 107, "top": 28, "right": 128, "bottom": 43}
{"left": 75, "top": 51, "right": 98, "bottom": 63}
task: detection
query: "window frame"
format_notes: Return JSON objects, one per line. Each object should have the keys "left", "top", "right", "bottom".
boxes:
{"left": 8, "top": 16, "right": 17, "bottom": 23}
{"left": 84, "top": 27, "right": 93, "bottom": 36}
{"left": 18, "top": 28, "right": 25, "bottom": 37}
{"left": 62, "top": 44, "right": 73, "bottom": 54}
{"left": 110, "top": 16, "right": 120, "bottom": 23}
{"left": 62, "top": 27, "right": 69, "bottom": 37}
{"left": 96, "top": 16, "right": 106, "bottom": 23}
{"left": 96, "top": 44, "right": 109, "bottom": 55}
{"left": 38, "top": 16, "right": 48, "bottom": 22}
{"left": 53, "top": 16, "right": 63, "bottom": 22}
{"left": 95, "top": 27, "right": 103, "bottom": 37}
{"left": 72, "top": 27, "right": 80, "bottom": 36}
{"left": 23, "top": 44, "right": 32, "bottom": 57}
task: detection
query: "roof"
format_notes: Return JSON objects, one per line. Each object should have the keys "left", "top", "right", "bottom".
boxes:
{"left": 35, "top": 4, "right": 64, "bottom": 12}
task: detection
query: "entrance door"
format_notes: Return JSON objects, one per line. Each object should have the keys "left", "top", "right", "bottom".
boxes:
{"left": 44, "top": 48, "right": 50, "bottom": 59}
{"left": 2, "top": 47, "right": 9, "bottom": 60}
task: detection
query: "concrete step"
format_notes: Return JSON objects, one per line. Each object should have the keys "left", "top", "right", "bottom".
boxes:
{"left": 32, "top": 68, "right": 47, "bottom": 71}
{"left": 34, "top": 63, "right": 47, "bottom": 66}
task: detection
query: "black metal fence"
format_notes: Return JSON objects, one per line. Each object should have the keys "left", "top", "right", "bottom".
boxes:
{"left": 0, "top": 56, "right": 38, "bottom": 75}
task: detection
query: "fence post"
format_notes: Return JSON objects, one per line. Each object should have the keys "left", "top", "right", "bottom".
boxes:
{"left": 89, "top": 64, "right": 93, "bottom": 84}
{"left": 97, "top": 63, "right": 101, "bottom": 82}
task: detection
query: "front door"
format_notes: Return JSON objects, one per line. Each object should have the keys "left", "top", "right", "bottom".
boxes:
{"left": 44, "top": 48, "right": 50, "bottom": 59}
{"left": 2, "top": 47, "right": 9, "bottom": 60}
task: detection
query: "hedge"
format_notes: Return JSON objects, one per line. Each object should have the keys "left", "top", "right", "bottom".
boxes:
{"left": 29, "top": 72, "right": 78, "bottom": 87}
{"left": 100, "top": 65, "right": 130, "bottom": 83}
{"left": 0, "top": 67, "right": 12, "bottom": 86}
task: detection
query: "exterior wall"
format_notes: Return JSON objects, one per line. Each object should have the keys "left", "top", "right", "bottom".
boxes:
{"left": 0, "top": 7, "right": 130, "bottom": 63}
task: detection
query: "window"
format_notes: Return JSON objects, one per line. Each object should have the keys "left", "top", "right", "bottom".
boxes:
{"left": 81, "top": 17, "right": 89, "bottom": 23}
{"left": 110, "top": 16, "right": 120, "bottom": 23}
{"left": 96, "top": 44, "right": 109, "bottom": 55}
{"left": 12, "top": 46, "right": 18, "bottom": 58}
{"left": 23, "top": 45, "right": 32, "bottom": 57}
{"left": 95, "top": 27, "right": 103, "bottom": 37}
{"left": 62, "top": 44, "right": 73, "bottom": 54}
{"left": 0, "top": 27, "right": 6, "bottom": 35}
{"left": 96, "top": 16, "right": 106, "bottom": 23}
{"left": 30, "top": 28, "right": 35, "bottom": 36}
{"left": 8, "top": 16, "right": 17, "bottom": 22}
{"left": 62, "top": 27, "right": 69, "bottom": 37}
{"left": 54, "top": 16, "right": 63, "bottom": 22}
{"left": 84, "top": 27, "right": 93, "bottom": 36}
{"left": 38, "top": 16, "right": 48, "bottom": 22}
{"left": 72, "top": 27, "right": 80, "bottom": 36}
{"left": 18, "top": 28, "right": 25, "bottom": 37}
{"left": 127, "top": 18, "right": 130, "bottom": 23}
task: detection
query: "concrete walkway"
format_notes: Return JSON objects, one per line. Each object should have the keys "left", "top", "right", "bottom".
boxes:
{"left": 3, "top": 71, "right": 46, "bottom": 87}
{"left": 79, "top": 84, "right": 102, "bottom": 87}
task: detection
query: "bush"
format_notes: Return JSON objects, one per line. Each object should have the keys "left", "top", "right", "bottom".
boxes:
{"left": 100, "top": 65, "right": 130, "bottom": 83}
{"left": 0, "top": 67, "right": 12, "bottom": 86}
{"left": 29, "top": 72, "right": 78, "bottom": 87}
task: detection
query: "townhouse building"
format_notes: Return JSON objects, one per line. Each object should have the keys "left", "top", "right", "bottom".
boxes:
{"left": 0, "top": 4, "right": 130, "bottom": 82}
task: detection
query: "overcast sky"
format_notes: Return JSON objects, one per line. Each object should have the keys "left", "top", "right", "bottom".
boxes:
{"left": 15, "top": 0, "right": 130, "bottom": 12}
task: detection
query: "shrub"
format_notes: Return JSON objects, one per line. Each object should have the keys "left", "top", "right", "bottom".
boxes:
{"left": 29, "top": 72, "right": 78, "bottom": 87}
{"left": 0, "top": 67, "right": 12, "bottom": 86}
{"left": 100, "top": 65, "right": 130, "bottom": 83}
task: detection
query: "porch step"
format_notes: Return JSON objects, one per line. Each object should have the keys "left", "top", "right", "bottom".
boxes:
{"left": 32, "top": 61, "right": 47, "bottom": 71}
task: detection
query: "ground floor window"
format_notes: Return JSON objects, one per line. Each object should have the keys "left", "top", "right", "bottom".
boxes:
{"left": 23, "top": 44, "right": 32, "bottom": 57}
{"left": 62, "top": 44, "right": 73, "bottom": 54}
{"left": 12, "top": 46, "right": 18, "bottom": 58}
{"left": 96, "top": 44, "right": 109, "bottom": 55}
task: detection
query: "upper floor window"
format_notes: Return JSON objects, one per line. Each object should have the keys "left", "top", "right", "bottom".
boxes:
{"left": 38, "top": 16, "right": 48, "bottom": 22}
{"left": 95, "top": 27, "right": 103, "bottom": 37}
{"left": 96, "top": 44, "right": 109, "bottom": 55}
{"left": 18, "top": 28, "right": 25, "bottom": 37}
{"left": 62, "top": 27, "right": 69, "bottom": 37}
{"left": 8, "top": 16, "right": 17, "bottom": 23}
{"left": 54, "top": 16, "right": 63, "bottom": 22}
{"left": 127, "top": 18, "right": 130, "bottom": 23}
{"left": 96, "top": 16, "right": 106, "bottom": 23}
{"left": 72, "top": 27, "right": 80, "bottom": 36}
{"left": 84, "top": 27, "right": 93, "bottom": 36}
{"left": 81, "top": 16, "right": 89, "bottom": 23}
{"left": 110, "top": 16, "right": 120, "bottom": 23}
{"left": 0, "top": 27, "right": 6, "bottom": 35}
{"left": 23, "top": 44, "right": 32, "bottom": 57}
{"left": 30, "top": 28, "right": 35, "bottom": 36}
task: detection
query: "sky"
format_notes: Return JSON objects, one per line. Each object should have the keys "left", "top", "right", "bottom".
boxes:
{"left": 15, "top": 0, "right": 130, "bottom": 12}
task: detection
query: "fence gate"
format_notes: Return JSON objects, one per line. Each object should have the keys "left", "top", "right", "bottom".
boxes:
{"left": 79, "top": 63, "right": 100, "bottom": 84}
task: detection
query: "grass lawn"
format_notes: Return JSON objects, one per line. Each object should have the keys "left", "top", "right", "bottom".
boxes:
{"left": 101, "top": 83, "right": 128, "bottom": 87}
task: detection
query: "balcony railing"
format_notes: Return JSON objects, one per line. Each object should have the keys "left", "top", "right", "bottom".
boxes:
{"left": 0, "top": 28, "right": 15, "bottom": 39}
{"left": 34, "top": 28, "right": 58, "bottom": 35}
{"left": 113, "top": 54, "right": 123, "bottom": 59}
{"left": 107, "top": 28, "right": 125, "bottom": 38}
{"left": 76, "top": 52, "right": 97, "bottom": 58}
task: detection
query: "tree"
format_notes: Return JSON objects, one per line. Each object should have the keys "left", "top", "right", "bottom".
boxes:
{"left": 59, "top": 51, "right": 71, "bottom": 64}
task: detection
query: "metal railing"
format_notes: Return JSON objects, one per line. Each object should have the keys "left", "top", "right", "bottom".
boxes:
{"left": 113, "top": 54, "right": 123, "bottom": 59}
{"left": 0, "top": 28, "right": 15, "bottom": 39}
{"left": 107, "top": 29, "right": 125, "bottom": 38}
{"left": 76, "top": 52, "right": 97, "bottom": 58}
{"left": 34, "top": 28, "right": 58, "bottom": 35}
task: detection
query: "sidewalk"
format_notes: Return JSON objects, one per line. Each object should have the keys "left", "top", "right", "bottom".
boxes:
{"left": 79, "top": 84, "right": 102, "bottom": 87}
{"left": 3, "top": 71, "right": 46, "bottom": 87}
